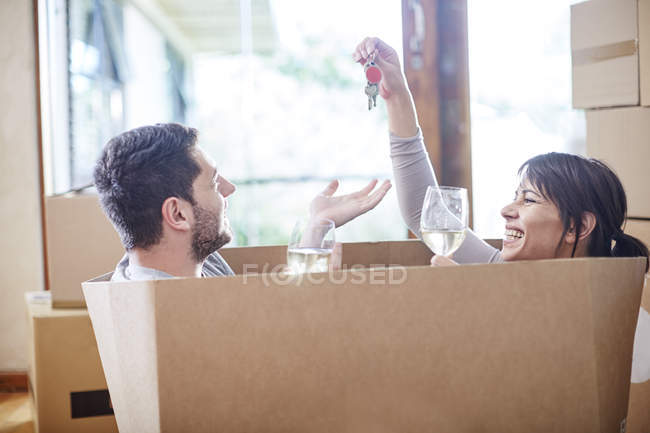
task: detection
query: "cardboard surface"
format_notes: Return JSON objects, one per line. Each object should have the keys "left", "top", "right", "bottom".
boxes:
{"left": 83, "top": 241, "right": 646, "bottom": 433}
{"left": 45, "top": 194, "right": 124, "bottom": 307}
{"left": 625, "top": 219, "right": 650, "bottom": 249}
{"left": 25, "top": 292, "right": 117, "bottom": 433}
{"left": 571, "top": 0, "right": 649, "bottom": 108}
{"left": 641, "top": 0, "right": 650, "bottom": 105}
{"left": 221, "top": 239, "right": 503, "bottom": 275}
{"left": 586, "top": 107, "right": 650, "bottom": 218}
{"left": 628, "top": 274, "right": 650, "bottom": 433}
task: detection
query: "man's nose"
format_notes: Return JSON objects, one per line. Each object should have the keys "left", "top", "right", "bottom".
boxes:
{"left": 219, "top": 176, "right": 236, "bottom": 197}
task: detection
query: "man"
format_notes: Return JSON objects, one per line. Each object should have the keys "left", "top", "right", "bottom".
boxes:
{"left": 94, "top": 123, "right": 392, "bottom": 280}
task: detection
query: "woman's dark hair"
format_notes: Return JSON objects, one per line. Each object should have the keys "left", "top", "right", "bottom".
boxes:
{"left": 94, "top": 123, "right": 201, "bottom": 250}
{"left": 519, "top": 152, "right": 648, "bottom": 271}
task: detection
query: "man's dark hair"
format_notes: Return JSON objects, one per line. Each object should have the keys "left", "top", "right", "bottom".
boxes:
{"left": 520, "top": 152, "right": 648, "bottom": 271}
{"left": 94, "top": 123, "right": 201, "bottom": 250}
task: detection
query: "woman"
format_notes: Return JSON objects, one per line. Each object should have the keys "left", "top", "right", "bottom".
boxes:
{"left": 353, "top": 37, "right": 649, "bottom": 269}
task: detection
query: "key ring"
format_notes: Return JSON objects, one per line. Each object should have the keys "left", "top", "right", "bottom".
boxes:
{"left": 365, "top": 52, "right": 382, "bottom": 84}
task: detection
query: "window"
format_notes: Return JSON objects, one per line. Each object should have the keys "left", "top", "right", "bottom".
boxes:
{"left": 42, "top": 0, "right": 187, "bottom": 193}
{"left": 468, "top": 0, "right": 586, "bottom": 238}
{"left": 40, "top": 0, "right": 406, "bottom": 246}
{"left": 194, "top": 0, "right": 404, "bottom": 245}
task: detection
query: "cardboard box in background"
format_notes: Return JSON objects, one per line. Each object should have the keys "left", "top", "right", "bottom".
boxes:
{"left": 83, "top": 241, "right": 646, "bottom": 433}
{"left": 628, "top": 274, "right": 650, "bottom": 433}
{"left": 571, "top": 0, "right": 650, "bottom": 108}
{"left": 625, "top": 219, "right": 650, "bottom": 249}
{"left": 26, "top": 292, "right": 117, "bottom": 433}
{"left": 45, "top": 194, "right": 124, "bottom": 307}
{"left": 586, "top": 107, "right": 650, "bottom": 219}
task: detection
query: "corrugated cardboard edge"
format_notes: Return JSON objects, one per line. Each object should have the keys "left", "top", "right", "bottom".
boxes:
{"left": 627, "top": 274, "right": 650, "bottom": 433}
{"left": 641, "top": 0, "right": 650, "bottom": 106}
{"left": 25, "top": 293, "right": 41, "bottom": 426}
{"left": 83, "top": 274, "right": 162, "bottom": 433}
{"left": 587, "top": 258, "right": 646, "bottom": 432}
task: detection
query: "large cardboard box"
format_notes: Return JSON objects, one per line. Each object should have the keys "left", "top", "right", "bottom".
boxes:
{"left": 586, "top": 107, "right": 650, "bottom": 219}
{"left": 83, "top": 241, "right": 646, "bottom": 433}
{"left": 571, "top": 0, "right": 650, "bottom": 108}
{"left": 628, "top": 274, "right": 650, "bottom": 433}
{"left": 25, "top": 292, "right": 117, "bottom": 433}
{"left": 45, "top": 194, "right": 124, "bottom": 307}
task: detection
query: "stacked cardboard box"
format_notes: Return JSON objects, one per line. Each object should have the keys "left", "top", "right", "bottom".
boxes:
{"left": 571, "top": 0, "right": 649, "bottom": 109}
{"left": 44, "top": 194, "right": 124, "bottom": 307}
{"left": 572, "top": 0, "right": 650, "bottom": 218}
{"left": 572, "top": 1, "right": 650, "bottom": 431}
{"left": 25, "top": 292, "right": 117, "bottom": 433}
{"left": 25, "top": 194, "right": 124, "bottom": 432}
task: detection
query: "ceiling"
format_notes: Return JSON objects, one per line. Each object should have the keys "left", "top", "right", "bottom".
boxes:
{"left": 153, "top": 0, "right": 277, "bottom": 54}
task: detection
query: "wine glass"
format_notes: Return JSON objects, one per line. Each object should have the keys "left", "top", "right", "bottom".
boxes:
{"left": 420, "top": 186, "right": 469, "bottom": 257}
{"left": 287, "top": 217, "right": 335, "bottom": 274}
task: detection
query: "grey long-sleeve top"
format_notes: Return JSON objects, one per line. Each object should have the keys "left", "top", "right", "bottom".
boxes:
{"left": 390, "top": 129, "right": 503, "bottom": 264}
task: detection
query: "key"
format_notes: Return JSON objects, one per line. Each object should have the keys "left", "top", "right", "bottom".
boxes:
{"left": 365, "top": 82, "right": 378, "bottom": 110}
{"left": 363, "top": 51, "right": 382, "bottom": 111}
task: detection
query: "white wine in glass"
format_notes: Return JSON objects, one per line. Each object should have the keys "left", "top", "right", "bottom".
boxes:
{"left": 421, "top": 229, "right": 466, "bottom": 257}
{"left": 420, "top": 186, "right": 468, "bottom": 257}
{"left": 286, "top": 247, "right": 332, "bottom": 274}
{"left": 287, "top": 217, "right": 335, "bottom": 274}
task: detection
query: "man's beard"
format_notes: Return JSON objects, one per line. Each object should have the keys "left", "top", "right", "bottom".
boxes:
{"left": 191, "top": 204, "right": 232, "bottom": 262}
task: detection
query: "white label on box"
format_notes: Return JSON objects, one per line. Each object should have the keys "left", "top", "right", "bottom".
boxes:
{"left": 631, "top": 307, "right": 650, "bottom": 383}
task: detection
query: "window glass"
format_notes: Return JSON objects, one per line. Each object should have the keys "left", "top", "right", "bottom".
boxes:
{"left": 468, "top": 0, "right": 585, "bottom": 238}
{"left": 64, "top": 0, "right": 186, "bottom": 190}
{"left": 45, "top": 0, "right": 405, "bottom": 246}
{"left": 194, "top": 0, "right": 404, "bottom": 245}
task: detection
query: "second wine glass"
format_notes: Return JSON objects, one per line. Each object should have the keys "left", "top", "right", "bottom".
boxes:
{"left": 420, "top": 186, "right": 468, "bottom": 257}
{"left": 287, "top": 217, "right": 335, "bottom": 274}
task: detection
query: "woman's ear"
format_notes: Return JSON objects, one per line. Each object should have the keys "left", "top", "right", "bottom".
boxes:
{"left": 161, "top": 197, "right": 192, "bottom": 232}
{"left": 577, "top": 212, "right": 597, "bottom": 241}
{"left": 565, "top": 212, "right": 597, "bottom": 243}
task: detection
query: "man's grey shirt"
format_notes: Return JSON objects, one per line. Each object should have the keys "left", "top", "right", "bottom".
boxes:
{"left": 111, "top": 251, "right": 234, "bottom": 281}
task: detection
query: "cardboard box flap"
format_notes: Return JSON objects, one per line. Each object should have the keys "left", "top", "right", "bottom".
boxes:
{"left": 220, "top": 239, "right": 503, "bottom": 274}
{"left": 85, "top": 279, "right": 160, "bottom": 432}
{"left": 220, "top": 240, "right": 433, "bottom": 274}
{"left": 83, "top": 255, "right": 646, "bottom": 433}
{"left": 87, "top": 272, "right": 114, "bottom": 283}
